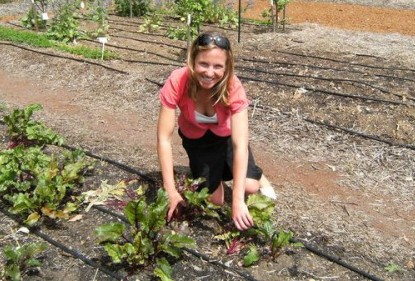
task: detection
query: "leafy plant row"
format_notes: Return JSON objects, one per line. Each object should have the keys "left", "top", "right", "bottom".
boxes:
{"left": 0, "top": 104, "right": 94, "bottom": 280}
{"left": 3, "top": 0, "right": 291, "bottom": 51}
{"left": 0, "top": 104, "right": 94, "bottom": 224}
{"left": 0, "top": 104, "right": 300, "bottom": 281}
{"left": 18, "top": 0, "right": 240, "bottom": 42}
{"left": 0, "top": 25, "right": 118, "bottom": 60}
{"left": 0, "top": 0, "right": 292, "bottom": 63}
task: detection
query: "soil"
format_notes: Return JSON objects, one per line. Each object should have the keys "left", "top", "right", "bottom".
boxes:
{"left": 1, "top": 0, "right": 415, "bottom": 281}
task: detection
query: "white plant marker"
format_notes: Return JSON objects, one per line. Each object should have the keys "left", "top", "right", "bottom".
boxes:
{"left": 41, "top": 12, "right": 49, "bottom": 20}
{"left": 80, "top": 1, "right": 85, "bottom": 8}
{"left": 186, "top": 14, "right": 192, "bottom": 49}
{"left": 187, "top": 14, "right": 191, "bottom": 26}
{"left": 98, "top": 37, "right": 108, "bottom": 60}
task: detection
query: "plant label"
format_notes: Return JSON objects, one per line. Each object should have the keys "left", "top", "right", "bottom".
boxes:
{"left": 187, "top": 14, "right": 191, "bottom": 26}
{"left": 80, "top": 1, "right": 85, "bottom": 8}
{"left": 98, "top": 37, "right": 108, "bottom": 44}
{"left": 42, "top": 13, "right": 49, "bottom": 20}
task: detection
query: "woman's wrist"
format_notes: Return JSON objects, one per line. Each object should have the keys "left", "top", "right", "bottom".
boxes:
{"left": 232, "top": 192, "right": 245, "bottom": 203}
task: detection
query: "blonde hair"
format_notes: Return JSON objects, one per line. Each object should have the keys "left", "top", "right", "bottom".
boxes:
{"left": 186, "top": 32, "right": 235, "bottom": 106}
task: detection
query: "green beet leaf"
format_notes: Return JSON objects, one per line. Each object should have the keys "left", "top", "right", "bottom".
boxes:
{"left": 154, "top": 257, "right": 173, "bottom": 281}
{"left": 125, "top": 200, "right": 147, "bottom": 229}
{"left": 104, "top": 244, "right": 129, "bottom": 264}
{"left": 3, "top": 242, "right": 47, "bottom": 281}
{"left": 8, "top": 193, "right": 36, "bottom": 214}
{"left": 4, "top": 264, "right": 21, "bottom": 281}
{"left": 246, "top": 193, "right": 275, "bottom": 225}
{"left": 243, "top": 245, "right": 260, "bottom": 267}
{"left": 95, "top": 222, "right": 125, "bottom": 242}
{"left": 160, "top": 232, "right": 195, "bottom": 258}
{"left": 24, "top": 212, "right": 41, "bottom": 225}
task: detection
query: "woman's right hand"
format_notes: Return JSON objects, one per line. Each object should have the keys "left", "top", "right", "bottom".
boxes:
{"left": 166, "top": 191, "right": 185, "bottom": 222}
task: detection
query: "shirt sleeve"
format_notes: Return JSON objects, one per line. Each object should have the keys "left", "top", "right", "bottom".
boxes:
{"left": 228, "top": 75, "right": 250, "bottom": 114}
{"left": 159, "top": 67, "right": 188, "bottom": 109}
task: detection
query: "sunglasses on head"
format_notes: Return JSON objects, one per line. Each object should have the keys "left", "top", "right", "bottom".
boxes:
{"left": 196, "top": 34, "right": 230, "bottom": 50}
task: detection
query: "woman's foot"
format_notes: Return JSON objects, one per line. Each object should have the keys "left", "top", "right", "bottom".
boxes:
{"left": 260, "top": 185, "right": 277, "bottom": 200}
{"left": 259, "top": 175, "right": 277, "bottom": 200}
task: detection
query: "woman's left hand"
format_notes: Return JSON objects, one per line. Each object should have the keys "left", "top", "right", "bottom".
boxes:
{"left": 232, "top": 200, "right": 254, "bottom": 231}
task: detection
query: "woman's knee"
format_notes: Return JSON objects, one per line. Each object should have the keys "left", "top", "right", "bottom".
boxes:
{"left": 245, "top": 178, "right": 260, "bottom": 194}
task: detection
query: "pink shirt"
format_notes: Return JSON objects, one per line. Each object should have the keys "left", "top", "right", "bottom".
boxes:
{"left": 160, "top": 67, "right": 250, "bottom": 139}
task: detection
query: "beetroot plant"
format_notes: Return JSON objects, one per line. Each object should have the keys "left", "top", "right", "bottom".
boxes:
{"left": 0, "top": 145, "right": 93, "bottom": 225}
{"left": 3, "top": 104, "right": 63, "bottom": 149}
{"left": 173, "top": 174, "right": 221, "bottom": 220}
{"left": 95, "top": 188, "right": 195, "bottom": 280}
{"left": 1, "top": 105, "right": 94, "bottom": 225}
{"left": 215, "top": 193, "right": 303, "bottom": 266}
{"left": 1, "top": 242, "right": 47, "bottom": 281}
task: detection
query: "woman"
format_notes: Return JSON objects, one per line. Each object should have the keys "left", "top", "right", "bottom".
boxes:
{"left": 157, "top": 31, "right": 276, "bottom": 231}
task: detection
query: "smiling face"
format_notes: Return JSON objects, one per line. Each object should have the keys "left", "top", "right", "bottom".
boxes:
{"left": 193, "top": 48, "right": 227, "bottom": 91}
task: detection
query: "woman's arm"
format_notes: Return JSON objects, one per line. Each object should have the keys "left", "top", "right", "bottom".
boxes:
{"left": 230, "top": 108, "right": 253, "bottom": 230}
{"left": 157, "top": 105, "right": 184, "bottom": 221}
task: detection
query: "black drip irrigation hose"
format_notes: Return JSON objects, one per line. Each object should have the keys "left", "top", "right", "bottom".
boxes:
{"left": 108, "top": 18, "right": 179, "bottom": 31}
{"left": 279, "top": 50, "right": 415, "bottom": 73}
{"left": 5, "top": 37, "right": 412, "bottom": 105}
{"left": 122, "top": 59, "right": 182, "bottom": 68}
{"left": 290, "top": 238, "right": 384, "bottom": 281}
{"left": 82, "top": 39, "right": 183, "bottom": 64}
{"left": 0, "top": 42, "right": 129, "bottom": 75}
{"left": 145, "top": 77, "right": 164, "bottom": 87}
{"left": 0, "top": 206, "right": 125, "bottom": 281}
{"left": 111, "top": 34, "right": 187, "bottom": 51}
{"left": 183, "top": 248, "right": 259, "bottom": 281}
{"left": 303, "top": 118, "right": 415, "bottom": 151}
{"left": 375, "top": 73, "right": 415, "bottom": 83}
{"left": 99, "top": 25, "right": 414, "bottom": 84}
{"left": 86, "top": 18, "right": 415, "bottom": 85}
{"left": 238, "top": 56, "right": 368, "bottom": 75}
{"left": 5, "top": 21, "right": 26, "bottom": 30}
{"left": 236, "top": 65, "right": 408, "bottom": 100}
{"left": 60, "top": 143, "right": 156, "bottom": 184}
{"left": 111, "top": 26, "right": 170, "bottom": 38}
{"left": 239, "top": 55, "right": 415, "bottom": 83}
{"left": 237, "top": 75, "right": 412, "bottom": 106}
{"left": 247, "top": 102, "right": 415, "bottom": 151}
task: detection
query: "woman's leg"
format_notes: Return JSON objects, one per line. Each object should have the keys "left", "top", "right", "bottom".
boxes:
{"left": 210, "top": 175, "right": 276, "bottom": 204}
{"left": 245, "top": 178, "right": 260, "bottom": 194}
{"left": 209, "top": 182, "right": 224, "bottom": 205}
{"left": 245, "top": 174, "right": 277, "bottom": 199}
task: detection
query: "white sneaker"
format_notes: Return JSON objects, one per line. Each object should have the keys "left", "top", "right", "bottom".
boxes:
{"left": 260, "top": 185, "right": 277, "bottom": 200}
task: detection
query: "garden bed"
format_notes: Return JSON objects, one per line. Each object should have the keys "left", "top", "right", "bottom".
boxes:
{"left": 1, "top": 0, "right": 414, "bottom": 280}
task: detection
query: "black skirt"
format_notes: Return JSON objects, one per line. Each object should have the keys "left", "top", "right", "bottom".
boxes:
{"left": 179, "top": 129, "right": 263, "bottom": 193}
